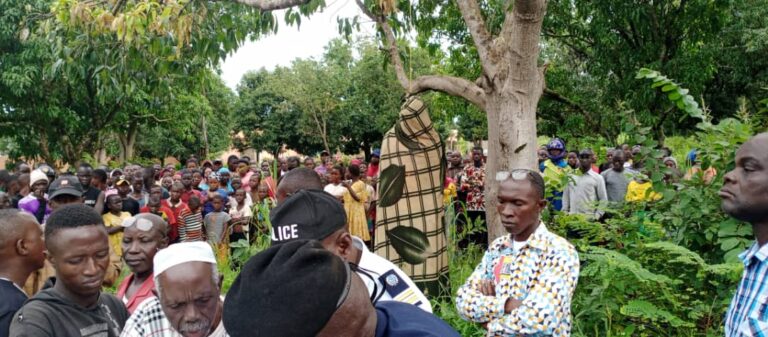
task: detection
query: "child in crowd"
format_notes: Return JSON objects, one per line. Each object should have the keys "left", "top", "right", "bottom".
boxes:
{"left": 129, "top": 176, "right": 146, "bottom": 208}
{"left": 103, "top": 193, "right": 130, "bottom": 256}
{"left": 247, "top": 173, "right": 261, "bottom": 204}
{"left": 141, "top": 195, "right": 175, "bottom": 227}
{"left": 229, "top": 177, "right": 252, "bottom": 207}
{"left": 343, "top": 164, "right": 369, "bottom": 242}
{"left": 229, "top": 189, "right": 252, "bottom": 244}
{"left": 203, "top": 173, "right": 228, "bottom": 216}
{"left": 249, "top": 184, "right": 275, "bottom": 241}
{"left": 167, "top": 182, "right": 189, "bottom": 244}
{"left": 179, "top": 195, "right": 205, "bottom": 242}
{"left": 324, "top": 165, "right": 346, "bottom": 203}
{"left": 204, "top": 194, "right": 231, "bottom": 259}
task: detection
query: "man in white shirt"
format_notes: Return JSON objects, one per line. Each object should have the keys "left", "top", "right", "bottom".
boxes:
{"left": 270, "top": 189, "right": 432, "bottom": 313}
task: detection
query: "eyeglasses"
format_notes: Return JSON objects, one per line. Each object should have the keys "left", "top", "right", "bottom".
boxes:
{"left": 495, "top": 169, "right": 538, "bottom": 181}
{"left": 579, "top": 154, "right": 592, "bottom": 159}
{"left": 121, "top": 217, "right": 154, "bottom": 231}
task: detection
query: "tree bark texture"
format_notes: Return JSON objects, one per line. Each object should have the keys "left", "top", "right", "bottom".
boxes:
{"left": 359, "top": 0, "right": 547, "bottom": 241}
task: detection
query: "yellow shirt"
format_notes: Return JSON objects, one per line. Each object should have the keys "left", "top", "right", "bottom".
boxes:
{"left": 103, "top": 212, "right": 130, "bottom": 256}
{"left": 625, "top": 180, "right": 661, "bottom": 202}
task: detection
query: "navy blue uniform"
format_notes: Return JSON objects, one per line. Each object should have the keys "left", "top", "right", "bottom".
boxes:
{"left": 375, "top": 301, "right": 460, "bottom": 337}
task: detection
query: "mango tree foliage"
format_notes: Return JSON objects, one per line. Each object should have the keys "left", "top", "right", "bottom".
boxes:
{"left": 0, "top": 0, "right": 289, "bottom": 165}
{"left": 135, "top": 72, "right": 235, "bottom": 161}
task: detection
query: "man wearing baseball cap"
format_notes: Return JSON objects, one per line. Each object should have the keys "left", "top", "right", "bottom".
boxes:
{"left": 121, "top": 241, "right": 227, "bottom": 337}
{"left": 48, "top": 175, "right": 84, "bottom": 210}
{"left": 270, "top": 189, "right": 432, "bottom": 313}
{"left": 224, "top": 240, "right": 459, "bottom": 337}
{"left": 23, "top": 175, "right": 87, "bottom": 296}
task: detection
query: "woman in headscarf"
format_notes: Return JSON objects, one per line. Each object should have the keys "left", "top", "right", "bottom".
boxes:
{"left": 663, "top": 156, "right": 683, "bottom": 184}
{"left": 116, "top": 213, "right": 169, "bottom": 313}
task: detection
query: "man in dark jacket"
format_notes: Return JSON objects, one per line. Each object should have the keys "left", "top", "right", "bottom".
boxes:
{"left": 9, "top": 204, "right": 129, "bottom": 337}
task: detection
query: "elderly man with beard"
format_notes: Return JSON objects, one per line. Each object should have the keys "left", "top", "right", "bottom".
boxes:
{"left": 120, "top": 242, "right": 226, "bottom": 337}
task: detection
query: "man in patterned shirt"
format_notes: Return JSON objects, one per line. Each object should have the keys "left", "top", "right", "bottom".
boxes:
{"left": 456, "top": 169, "right": 580, "bottom": 336}
{"left": 459, "top": 145, "right": 487, "bottom": 247}
{"left": 721, "top": 133, "right": 768, "bottom": 336}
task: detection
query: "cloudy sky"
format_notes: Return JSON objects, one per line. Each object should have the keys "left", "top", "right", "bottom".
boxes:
{"left": 220, "top": 0, "right": 376, "bottom": 91}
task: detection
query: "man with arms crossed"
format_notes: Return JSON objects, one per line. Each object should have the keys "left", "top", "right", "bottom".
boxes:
{"left": 456, "top": 169, "right": 579, "bottom": 336}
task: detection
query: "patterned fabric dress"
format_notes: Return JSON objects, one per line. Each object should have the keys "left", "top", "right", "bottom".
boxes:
{"left": 344, "top": 180, "right": 369, "bottom": 241}
{"left": 374, "top": 96, "right": 448, "bottom": 297}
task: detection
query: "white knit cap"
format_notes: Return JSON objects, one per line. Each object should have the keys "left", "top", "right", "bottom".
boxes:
{"left": 153, "top": 242, "right": 217, "bottom": 277}
{"left": 29, "top": 169, "right": 49, "bottom": 187}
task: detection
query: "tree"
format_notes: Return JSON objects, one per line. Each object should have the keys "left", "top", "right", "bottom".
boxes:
{"left": 542, "top": 0, "right": 734, "bottom": 142}
{"left": 352, "top": 0, "right": 547, "bottom": 239}
{"left": 135, "top": 73, "right": 235, "bottom": 161}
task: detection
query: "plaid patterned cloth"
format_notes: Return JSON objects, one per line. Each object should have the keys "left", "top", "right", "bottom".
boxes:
{"left": 374, "top": 97, "right": 449, "bottom": 296}
{"left": 120, "top": 297, "right": 228, "bottom": 337}
{"left": 725, "top": 242, "right": 768, "bottom": 337}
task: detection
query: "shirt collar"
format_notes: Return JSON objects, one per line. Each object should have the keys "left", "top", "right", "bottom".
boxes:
{"left": 504, "top": 222, "right": 549, "bottom": 251}
{"left": 740, "top": 241, "right": 768, "bottom": 266}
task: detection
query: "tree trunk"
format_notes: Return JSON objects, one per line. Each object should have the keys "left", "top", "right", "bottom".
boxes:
{"left": 117, "top": 124, "right": 139, "bottom": 163}
{"left": 358, "top": 0, "right": 547, "bottom": 241}
{"left": 201, "top": 114, "right": 210, "bottom": 158}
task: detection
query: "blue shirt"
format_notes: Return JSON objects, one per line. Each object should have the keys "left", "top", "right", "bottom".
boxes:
{"left": 375, "top": 301, "right": 460, "bottom": 337}
{"left": 725, "top": 241, "right": 768, "bottom": 336}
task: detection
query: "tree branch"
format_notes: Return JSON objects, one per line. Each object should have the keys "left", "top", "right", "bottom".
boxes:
{"left": 543, "top": 88, "right": 589, "bottom": 115}
{"left": 355, "top": 0, "right": 410, "bottom": 90}
{"left": 409, "top": 75, "right": 486, "bottom": 109}
{"left": 230, "top": 0, "right": 312, "bottom": 11}
{"left": 455, "top": 0, "right": 495, "bottom": 74}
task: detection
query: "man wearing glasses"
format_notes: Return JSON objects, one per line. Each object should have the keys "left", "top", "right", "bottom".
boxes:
{"left": 456, "top": 169, "right": 580, "bottom": 336}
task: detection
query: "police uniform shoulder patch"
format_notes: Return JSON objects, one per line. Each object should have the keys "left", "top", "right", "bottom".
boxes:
{"left": 379, "top": 270, "right": 408, "bottom": 297}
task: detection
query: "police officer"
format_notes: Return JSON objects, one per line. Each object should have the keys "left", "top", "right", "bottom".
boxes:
{"left": 223, "top": 240, "right": 460, "bottom": 337}
{"left": 270, "top": 189, "right": 433, "bottom": 313}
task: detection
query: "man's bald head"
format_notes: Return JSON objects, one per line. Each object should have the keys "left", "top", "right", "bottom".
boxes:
{"left": 276, "top": 168, "right": 323, "bottom": 204}
{"left": 0, "top": 209, "right": 45, "bottom": 274}
{"left": 0, "top": 209, "right": 38, "bottom": 250}
{"left": 133, "top": 212, "right": 169, "bottom": 238}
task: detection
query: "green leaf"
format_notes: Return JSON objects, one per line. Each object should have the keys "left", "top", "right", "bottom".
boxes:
{"left": 720, "top": 237, "right": 741, "bottom": 251}
{"left": 661, "top": 84, "right": 677, "bottom": 92}
{"left": 378, "top": 164, "right": 406, "bottom": 207}
{"left": 386, "top": 226, "right": 431, "bottom": 264}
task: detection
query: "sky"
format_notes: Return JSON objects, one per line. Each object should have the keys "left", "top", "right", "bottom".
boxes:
{"left": 219, "top": 0, "right": 376, "bottom": 91}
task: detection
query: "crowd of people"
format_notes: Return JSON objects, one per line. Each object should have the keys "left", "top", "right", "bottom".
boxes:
{"left": 0, "top": 132, "right": 765, "bottom": 337}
